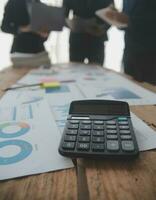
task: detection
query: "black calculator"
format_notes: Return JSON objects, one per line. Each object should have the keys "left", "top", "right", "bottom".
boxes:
{"left": 58, "top": 100, "right": 139, "bottom": 158}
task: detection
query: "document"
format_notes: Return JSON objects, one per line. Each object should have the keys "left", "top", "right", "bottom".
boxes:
{"left": 30, "top": 2, "right": 65, "bottom": 32}
{"left": 5, "top": 64, "right": 156, "bottom": 106}
{"left": 11, "top": 51, "right": 50, "bottom": 67}
{"left": 0, "top": 100, "right": 73, "bottom": 180}
{"left": 96, "top": 7, "right": 128, "bottom": 28}
{"left": 131, "top": 113, "right": 156, "bottom": 151}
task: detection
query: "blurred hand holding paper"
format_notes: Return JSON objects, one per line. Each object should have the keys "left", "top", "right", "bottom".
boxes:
{"left": 96, "top": 6, "right": 128, "bottom": 28}
{"left": 66, "top": 17, "right": 107, "bottom": 36}
{"left": 30, "top": 2, "right": 65, "bottom": 32}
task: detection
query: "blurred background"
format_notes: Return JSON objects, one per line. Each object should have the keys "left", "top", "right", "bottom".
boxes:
{"left": 0, "top": 0, "right": 124, "bottom": 71}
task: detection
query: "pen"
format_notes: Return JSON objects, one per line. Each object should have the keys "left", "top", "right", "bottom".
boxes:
{"left": 3, "top": 79, "right": 76, "bottom": 91}
{"left": 4, "top": 83, "right": 40, "bottom": 91}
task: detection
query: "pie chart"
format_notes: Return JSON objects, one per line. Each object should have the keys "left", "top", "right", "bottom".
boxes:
{"left": 0, "top": 122, "right": 30, "bottom": 138}
{"left": 0, "top": 140, "right": 33, "bottom": 165}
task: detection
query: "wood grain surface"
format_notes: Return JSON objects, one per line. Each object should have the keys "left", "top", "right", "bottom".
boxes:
{"left": 0, "top": 66, "right": 156, "bottom": 200}
{"left": 0, "top": 169, "right": 77, "bottom": 200}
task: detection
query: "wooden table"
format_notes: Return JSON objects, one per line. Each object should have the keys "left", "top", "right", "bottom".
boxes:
{"left": 0, "top": 66, "right": 156, "bottom": 200}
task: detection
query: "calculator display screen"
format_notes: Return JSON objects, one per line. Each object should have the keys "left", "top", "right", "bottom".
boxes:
{"left": 70, "top": 102, "right": 129, "bottom": 115}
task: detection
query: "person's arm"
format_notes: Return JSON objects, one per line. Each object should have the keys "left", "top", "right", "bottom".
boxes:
{"left": 84, "top": 0, "right": 114, "bottom": 36}
{"left": 95, "top": 0, "right": 115, "bottom": 31}
{"left": 1, "top": 0, "right": 19, "bottom": 34}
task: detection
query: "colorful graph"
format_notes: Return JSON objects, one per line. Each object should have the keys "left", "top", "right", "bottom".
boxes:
{"left": 46, "top": 85, "right": 70, "bottom": 94}
{"left": 0, "top": 122, "right": 30, "bottom": 138}
{"left": 0, "top": 140, "right": 33, "bottom": 165}
{"left": 52, "top": 104, "right": 69, "bottom": 128}
{"left": 96, "top": 88, "right": 141, "bottom": 99}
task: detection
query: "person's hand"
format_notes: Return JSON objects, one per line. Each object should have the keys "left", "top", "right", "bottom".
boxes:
{"left": 37, "top": 26, "right": 50, "bottom": 38}
{"left": 37, "top": 31, "right": 49, "bottom": 38}
{"left": 105, "top": 8, "right": 129, "bottom": 25}
{"left": 19, "top": 25, "right": 49, "bottom": 38}
{"left": 19, "top": 25, "right": 31, "bottom": 32}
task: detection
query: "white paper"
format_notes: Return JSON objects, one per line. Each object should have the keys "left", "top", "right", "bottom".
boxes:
{"left": 131, "top": 113, "right": 156, "bottom": 151}
{"left": 76, "top": 71, "right": 156, "bottom": 105}
{"left": 17, "top": 65, "right": 156, "bottom": 107}
{"left": 0, "top": 100, "right": 73, "bottom": 180}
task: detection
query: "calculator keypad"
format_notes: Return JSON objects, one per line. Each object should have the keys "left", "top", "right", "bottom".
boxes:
{"left": 60, "top": 117, "right": 139, "bottom": 157}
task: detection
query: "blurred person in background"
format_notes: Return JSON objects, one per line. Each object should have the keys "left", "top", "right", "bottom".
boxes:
{"left": 1, "top": 0, "right": 50, "bottom": 67}
{"left": 63, "top": 0, "right": 113, "bottom": 66}
{"left": 105, "top": 0, "right": 156, "bottom": 85}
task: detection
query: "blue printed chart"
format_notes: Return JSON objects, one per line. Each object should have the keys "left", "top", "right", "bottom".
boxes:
{"left": 46, "top": 85, "right": 70, "bottom": 94}
{"left": 0, "top": 140, "right": 32, "bottom": 165}
{"left": 0, "top": 122, "right": 32, "bottom": 165}
{"left": 0, "top": 122, "right": 30, "bottom": 138}
{"left": 0, "top": 100, "right": 73, "bottom": 180}
{"left": 96, "top": 87, "right": 141, "bottom": 99}
{"left": 51, "top": 104, "right": 70, "bottom": 131}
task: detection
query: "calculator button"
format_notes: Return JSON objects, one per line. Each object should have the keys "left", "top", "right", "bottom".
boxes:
{"left": 64, "top": 135, "right": 77, "bottom": 142}
{"left": 106, "top": 120, "right": 116, "bottom": 125}
{"left": 62, "top": 142, "right": 75, "bottom": 150}
{"left": 120, "top": 130, "right": 131, "bottom": 135}
{"left": 92, "top": 130, "right": 104, "bottom": 137}
{"left": 67, "top": 124, "right": 79, "bottom": 129}
{"left": 80, "top": 124, "right": 92, "bottom": 130}
{"left": 106, "top": 130, "right": 117, "bottom": 134}
{"left": 121, "top": 141, "right": 135, "bottom": 152}
{"left": 93, "top": 125, "right": 104, "bottom": 130}
{"left": 106, "top": 125, "right": 117, "bottom": 130}
{"left": 66, "top": 129, "right": 78, "bottom": 135}
{"left": 94, "top": 121, "right": 104, "bottom": 125}
{"left": 81, "top": 120, "right": 92, "bottom": 124}
{"left": 118, "top": 117, "right": 128, "bottom": 121}
{"left": 92, "top": 144, "right": 105, "bottom": 151}
{"left": 119, "top": 125, "right": 129, "bottom": 130}
{"left": 107, "top": 135, "right": 118, "bottom": 140}
{"left": 92, "top": 137, "right": 104, "bottom": 143}
{"left": 118, "top": 121, "right": 128, "bottom": 125}
{"left": 107, "top": 141, "right": 119, "bottom": 152}
{"left": 120, "top": 135, "right": 132, "bottom": 140}
{"left": 68, "top": 120, "right": 79, "bottom": 124}
{"left": 79, "top": 130, "right": 91, "bottom": 136}
{"left": 77, "top": 143, "right": 90, "bottom": 151}
{"left": 78, "top": 136, "right": 90, "bottom": 143}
